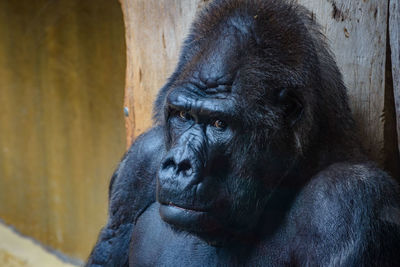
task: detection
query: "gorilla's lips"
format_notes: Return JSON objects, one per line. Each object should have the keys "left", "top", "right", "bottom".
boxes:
{"left": 159, "top": 203, "right": 220, "bottom": 233}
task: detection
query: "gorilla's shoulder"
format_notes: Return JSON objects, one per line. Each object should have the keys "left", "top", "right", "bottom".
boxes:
{"left": 309, "top": 162, "right": 399, "bottom": 198}
{"left": 109, "top": 126, "right": 165, "bottom": 205}
{"left": 87, "top": 127, "right": 165, "bottom": 267}
{"left": 115, "top": 126, "right": 165, "bottom": 177}
{"left": 125, "top": 125, "right": 165, "bottom": 163}
{"left": 294, "top": 162, "right": 400, "bottom": 232}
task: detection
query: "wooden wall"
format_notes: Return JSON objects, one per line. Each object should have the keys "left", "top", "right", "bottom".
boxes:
{"left": 120, "top": 0, "right": 208, "bottom": 145}
{"left": 295, "top": 0, "right": 398, "bottom": 175}
{"left": 121, "top": 0, "right": 400, "bottom": 179}
{"left": 0, "top": 0, "right": 126, "bottom": 261}
{"left": 390, "top": 0, "right": 400, "bottom": 157}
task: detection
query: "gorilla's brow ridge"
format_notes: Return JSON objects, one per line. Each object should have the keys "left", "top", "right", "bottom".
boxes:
{"left": 167, "top": 91, "right": 237, "bottom": 120}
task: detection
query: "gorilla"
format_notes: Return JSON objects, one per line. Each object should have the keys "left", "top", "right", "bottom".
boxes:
{"left": 87, "top": 0, "right": 400, "bottom": 266}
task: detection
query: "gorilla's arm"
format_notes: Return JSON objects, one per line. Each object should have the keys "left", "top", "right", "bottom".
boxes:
{"left": 86, "top": 126, "right": 165, "bottom": 267}
{"left": 291, "top": 162, "right": 400, "bottom": 266}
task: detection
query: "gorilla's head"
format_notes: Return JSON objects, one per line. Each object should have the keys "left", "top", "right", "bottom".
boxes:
{"left": 155, "top": 0, "right": 355, "bottom": 243}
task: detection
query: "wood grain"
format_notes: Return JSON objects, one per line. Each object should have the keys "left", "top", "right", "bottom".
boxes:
{"left": 120, "top": 0, "right": 209, "bottom": 146}
{"left": 297, "top": 0, "right": 389, "bottom": 164}
{"left": 389, "top": 0, "right": 400, "bottom": 155}
{"left": 0, "top": 0, "right": 126, "bottom": 260}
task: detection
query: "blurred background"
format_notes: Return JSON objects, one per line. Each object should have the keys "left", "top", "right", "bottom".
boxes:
{"left": 0, "top": 0, "right": 126, "bottom": 265}
{"left": 0, "top": 0, "right": 399, "bottom": 266}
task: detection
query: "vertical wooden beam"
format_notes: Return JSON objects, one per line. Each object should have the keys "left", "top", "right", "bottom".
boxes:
{"left": 119, "top": 0, "right": 208, "bottom": 147}
{"left": 297, "top": 0, "right": 389, "bottom": 164}
{"left": 389, "top": 0, "right": 400, "bottom": 155}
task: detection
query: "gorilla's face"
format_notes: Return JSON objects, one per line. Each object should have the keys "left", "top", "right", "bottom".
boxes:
{"left": 157, "top": 89, "right": 271, "bottom": 239}
{"left": 156, "top": 11, "right": 308, "bottom": 243}
{"left": 156, "top": 78, "right": 304, "bottom": 242}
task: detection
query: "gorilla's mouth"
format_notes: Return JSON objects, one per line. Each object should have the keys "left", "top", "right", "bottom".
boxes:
{"left": 159, "top": 203, "right": 219, "bottom": 233}
{"left": 168, "top": 202, "right": 208, "bottom": 212}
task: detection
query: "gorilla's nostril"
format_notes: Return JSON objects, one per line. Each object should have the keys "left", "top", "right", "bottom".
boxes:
{"left": 162, "top": 158, "right": 176, "bottom": 170}
{"left": 177, "top": 160, "right": 192, "bottom": 176}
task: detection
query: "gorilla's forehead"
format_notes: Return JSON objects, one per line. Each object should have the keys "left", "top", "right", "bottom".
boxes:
{"left": 179, "top": 21, "right": 251, "bottom": 91}
{"left": 177, "top": 14, "right": 310, "bottom": 94}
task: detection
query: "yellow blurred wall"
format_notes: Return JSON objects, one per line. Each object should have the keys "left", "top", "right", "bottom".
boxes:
{"left": 0, "top": 0, "right": 126, "bottom": 261}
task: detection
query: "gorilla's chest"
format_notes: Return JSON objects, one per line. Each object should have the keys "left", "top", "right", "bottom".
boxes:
{"left": 129, "top": 203, "right": 287, "bottom": 267}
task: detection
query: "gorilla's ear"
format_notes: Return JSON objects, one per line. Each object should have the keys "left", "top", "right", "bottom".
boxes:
{"left": 277, "top": 88, "right": 304, "bottom": 126}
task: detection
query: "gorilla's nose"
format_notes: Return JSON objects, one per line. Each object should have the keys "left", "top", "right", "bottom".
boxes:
{"left": 158, "top": 145, "right": 204, "bottom": 194}
{"left": 157, "top": 154, "right": 201, "bottom": 205}
{"left": 161, "top": 156, "right": 193, "bottom": 178}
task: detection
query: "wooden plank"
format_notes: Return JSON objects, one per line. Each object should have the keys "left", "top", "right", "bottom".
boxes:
{"left": 0, "top": 222, "right": 78, "bottom": 266}
{"left": 120, "top": 0, "right": 210, "bottom": 146}
{"left": 297, "top": 0, "right": 389, "bottom": 164}
{"left": 0, "top": 0, "right": 126, "bottom": 260}
{"left": 390, "top": 0, "right": 400, "bottom": 155}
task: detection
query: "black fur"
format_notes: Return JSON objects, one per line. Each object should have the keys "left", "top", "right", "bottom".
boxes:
{"left": 87, "top": 0, "right": 400, "bottom": 266}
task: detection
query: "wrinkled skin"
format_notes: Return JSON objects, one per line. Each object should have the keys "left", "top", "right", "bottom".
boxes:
{"left": 87, "top": 0, "right": 400, "bottom": 266}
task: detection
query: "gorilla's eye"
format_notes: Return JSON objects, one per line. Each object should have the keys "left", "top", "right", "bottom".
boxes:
{"left": 179, "top": 111, "right": 192, "bottom": 121}
{"left": 213, "top": 119, "right": 226, "bottom": 129}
